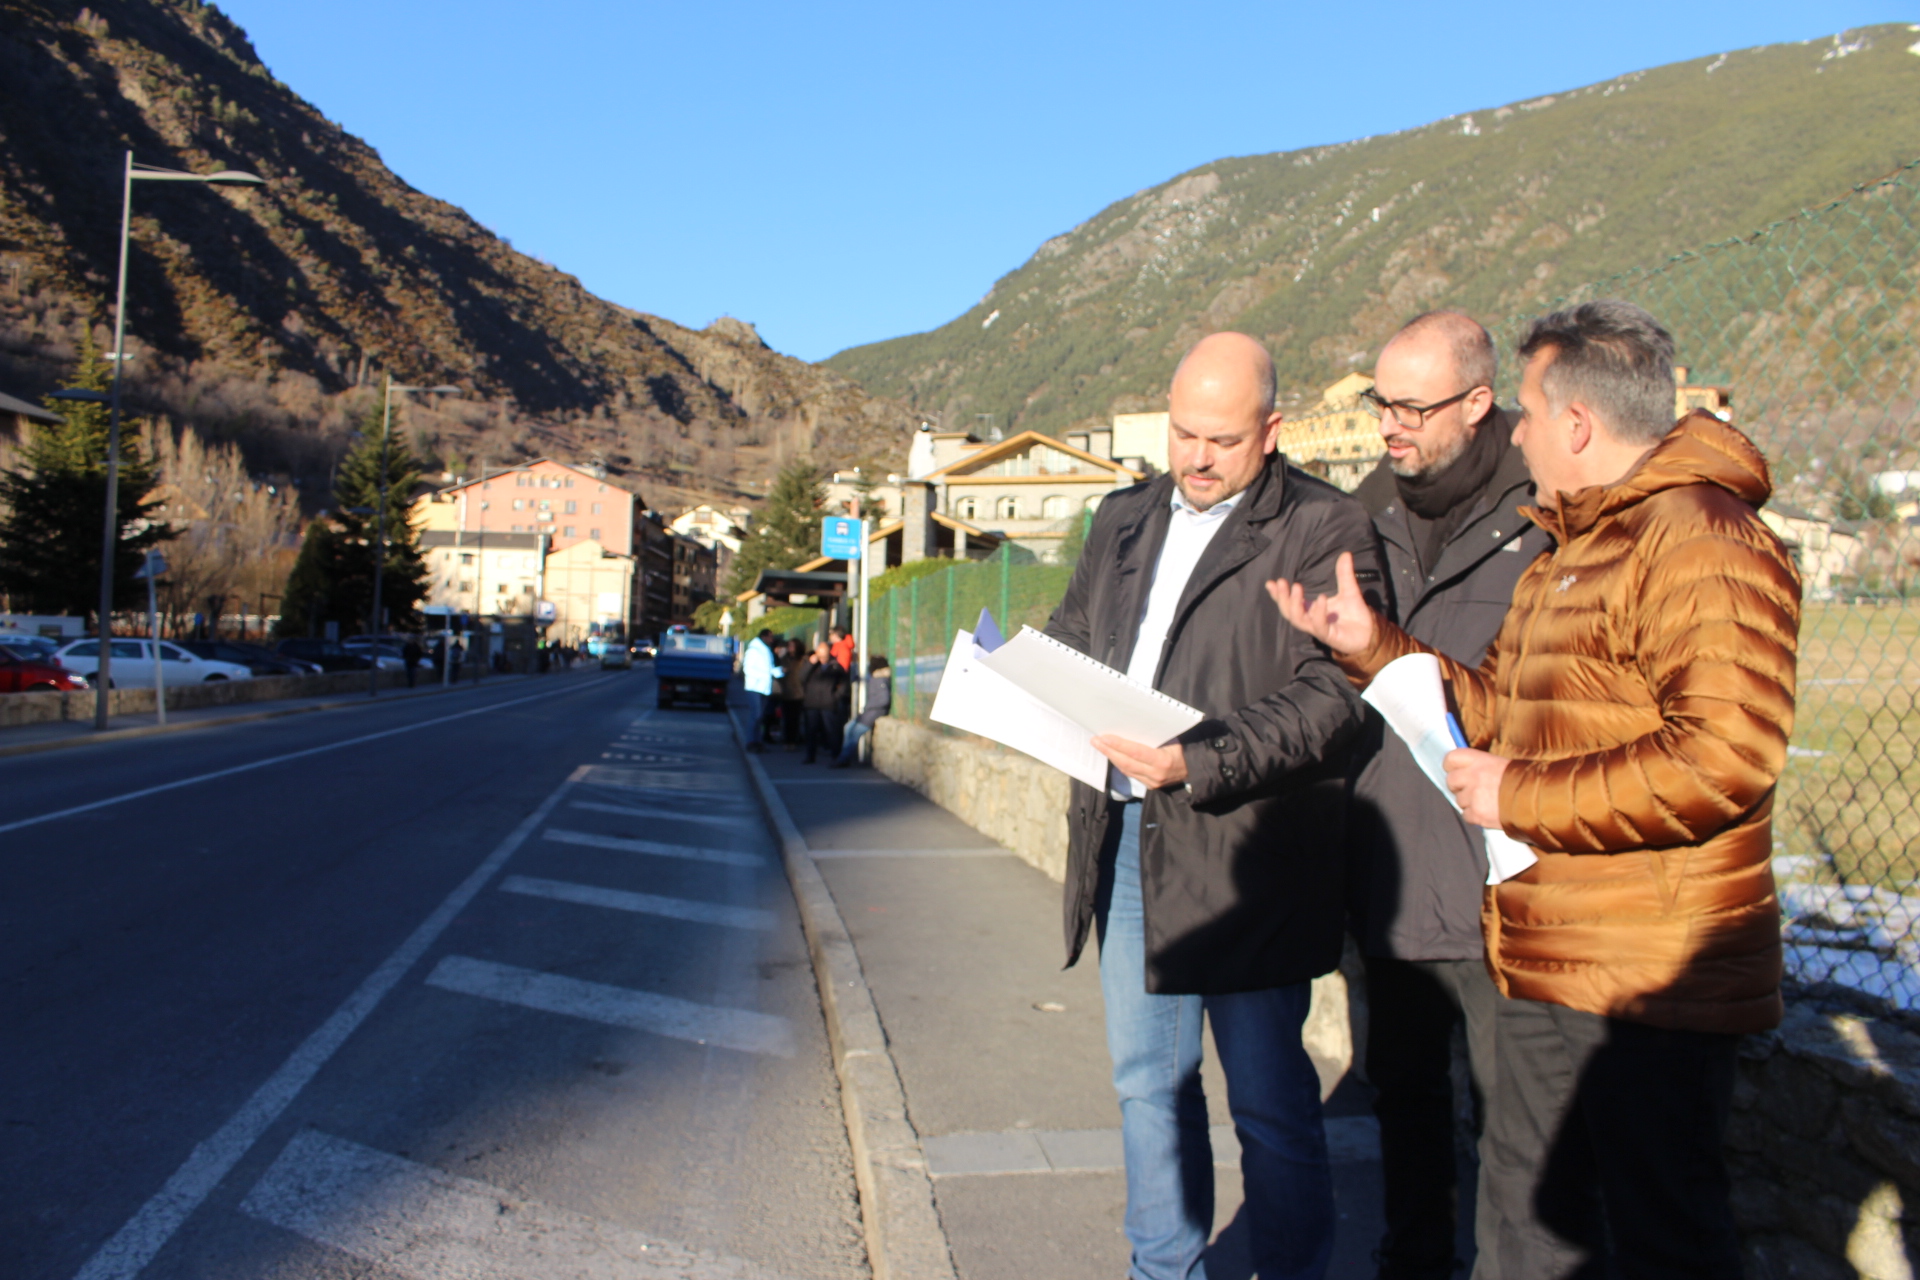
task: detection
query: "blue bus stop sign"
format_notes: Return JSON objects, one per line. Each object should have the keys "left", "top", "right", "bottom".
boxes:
{"left": 821, "top": 516, "right": 864, "bottom": 561}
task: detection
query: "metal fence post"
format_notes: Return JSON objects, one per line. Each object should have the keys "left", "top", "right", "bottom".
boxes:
{"left": 908, "top": 575, "right": 920, "bottom": 720}
{"left": 999, "top": 545, "right": 1011, "bottom": 629}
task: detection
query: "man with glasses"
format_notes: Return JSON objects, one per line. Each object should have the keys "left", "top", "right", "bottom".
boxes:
{"left": 1346, "top": 311, "right": 1548, "bottom": 1280}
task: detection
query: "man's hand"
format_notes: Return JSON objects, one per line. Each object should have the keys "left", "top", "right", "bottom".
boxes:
{"left": 1444, "top": 748, "right": 1510, "bottom": 828}
{"left": 1093, "top": 735, "right": 1188, "bottom": 789}
{"left": 1266, "top": 551, "right": 1377, "bottom": 656}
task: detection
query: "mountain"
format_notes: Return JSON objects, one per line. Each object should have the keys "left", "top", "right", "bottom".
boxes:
{"left": 826, "top": 25, "right": 1920, "bottom": 432}
{"left": 0, "top": 0, "right": 916, "bottom": 511}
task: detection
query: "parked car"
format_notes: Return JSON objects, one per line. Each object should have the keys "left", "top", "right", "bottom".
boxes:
{"left": 273, "top": 639, "right": 375, "bottom": 672}
{"left": 0, "top": 634, "right": 63, "bottom": 664}
{"left": 339, "top": 635, "right": 410, "bottom": 671}
{"left": 177, "top": 640, "right": 322, "bottom": 677}
{"left": 53, "top": 638, "right": 252, "bottom": 687}
{"left": 0, "top": 643, "right": 88, "bottom": 692}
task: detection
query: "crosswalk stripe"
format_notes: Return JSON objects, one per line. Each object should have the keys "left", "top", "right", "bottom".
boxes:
{"left": 241, "top": 1129, "right": 797, "bottom": 1279}
{"left": 426, "top": 955, "right": 795, "bottom": 1056}
{"left": 569, "top": 799, "right": 758, "bottom": 830}
{"left": 543, "top": 827, "right": 764, "bottom": 867}
{"left": 500, "top": 874, "right": 774, "bottom": 929}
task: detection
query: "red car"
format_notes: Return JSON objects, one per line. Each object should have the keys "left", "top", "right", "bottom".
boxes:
{"left": 0, "top": 642, "right": 88, "bottom": 693}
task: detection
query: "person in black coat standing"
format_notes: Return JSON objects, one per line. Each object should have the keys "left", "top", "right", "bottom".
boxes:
{"left": 1045, "top": 332, "right": 1383, "bottom": 1280}
{"left": 1344, "top": 312, "right": 1551, "bottom": 1280}
{"left": 798, "top": 640, "right": 848, "bottom": 764}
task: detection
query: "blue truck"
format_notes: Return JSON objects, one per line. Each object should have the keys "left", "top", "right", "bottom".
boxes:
{"left": 654, "top": 630, "right": 735, "bottom": 710}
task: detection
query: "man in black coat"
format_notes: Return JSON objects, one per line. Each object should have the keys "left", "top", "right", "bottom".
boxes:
{"left": 1044, "top": 332, "right": 1383, "bottom": 1280}
{"left": 799, "top": 640, "right": 848, "bottom": 764}
{"left": 1345, "top": 312, "right": 1550, "bottom": 1280}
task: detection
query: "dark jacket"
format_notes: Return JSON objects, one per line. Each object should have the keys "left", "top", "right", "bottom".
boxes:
{"left": 1346, "top": 420, "right": 1552, "bottom": 961}
{"left": 856, "top": 672, "right": 892, "bottom": 727}
{"left": 1044, "top": 455, "right": 1383, "bottom": 995}
{"left": 801, "top": 657, "right": 847, "bottom": 710}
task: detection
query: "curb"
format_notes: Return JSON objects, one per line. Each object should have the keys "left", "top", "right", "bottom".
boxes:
{"left": 731, "top": 719, "right": 957, "bottom": 1280}
{"left": 0, "top": 677, "right": 510, "bottom": 760}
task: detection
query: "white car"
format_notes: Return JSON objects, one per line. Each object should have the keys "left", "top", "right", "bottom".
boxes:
{"left": 53, "top": 638, "right": 253, "bottom": 687}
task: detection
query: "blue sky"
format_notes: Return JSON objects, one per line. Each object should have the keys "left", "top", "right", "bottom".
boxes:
{"left": 217, "top": 2, "right": 1896, "bottom": 363}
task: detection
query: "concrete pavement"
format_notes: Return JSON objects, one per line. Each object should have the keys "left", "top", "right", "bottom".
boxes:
{"left": 743, "top": 730, "right": 1391, "bottom": 1280}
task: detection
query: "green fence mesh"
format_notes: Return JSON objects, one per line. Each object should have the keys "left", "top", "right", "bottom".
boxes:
{"left": 872, "top": 158, "right": 1920, "bottom": 1012}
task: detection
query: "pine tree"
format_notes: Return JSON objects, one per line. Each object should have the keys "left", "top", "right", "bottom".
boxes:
{"left": 700, "top": 460, "right": 825, "bottom": 633}
{"left": 0, "top": 338, "right": 167, "bottom": 622}
{"left": 275, "top": 402, "right": 430, "bottom": 637}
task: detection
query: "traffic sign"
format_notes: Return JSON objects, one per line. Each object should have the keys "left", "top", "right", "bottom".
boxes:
{"left": 821, "top": 516, "right": 864, "bottom": 561}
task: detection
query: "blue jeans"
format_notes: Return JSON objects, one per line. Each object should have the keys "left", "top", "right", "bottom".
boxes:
{"left": 834, "top": 719, "right": 870, "bottom": 765}
{"left": 743, "top": 690, "right": 767, "bottom": 741}
{"left": 1097, "top": 801, "right": 1335, "bottom": 1280}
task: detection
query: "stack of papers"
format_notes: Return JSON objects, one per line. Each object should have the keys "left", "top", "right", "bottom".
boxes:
{"left": 929, "top": 611, "right": 1203, "bottom": 789}
{"left": 1362, "top": 653, "right": 1538, "bottom": 884}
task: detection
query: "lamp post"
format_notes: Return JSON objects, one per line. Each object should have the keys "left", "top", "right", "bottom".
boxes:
{"left": 368, "top": 377, "right": 458, "bottom": 695}
{"left": 80, "top": 151, "right": 263, "bottom": 730}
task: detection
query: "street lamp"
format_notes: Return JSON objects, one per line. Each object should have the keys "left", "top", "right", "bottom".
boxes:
{"left": 82, "top": 152, "right": 264, "bottom": 730}
{"left": 368, "top": 377, "right": 458, "bottom": 695}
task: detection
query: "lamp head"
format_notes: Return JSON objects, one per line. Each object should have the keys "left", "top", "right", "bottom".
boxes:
{"left": 203, "top": 170, "right": 265, "bottom": 187}
{"left": 48, "top": 388, "right": 110, "bottom": 403}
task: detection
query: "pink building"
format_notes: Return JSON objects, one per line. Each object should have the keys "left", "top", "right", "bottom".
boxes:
{"left": 415, "top": 460, "right": 640, "bottom": 557}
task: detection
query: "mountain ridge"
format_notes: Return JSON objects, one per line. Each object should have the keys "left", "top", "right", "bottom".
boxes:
{"left": 826, "top": 24, "right": 1920, "bottom": 432}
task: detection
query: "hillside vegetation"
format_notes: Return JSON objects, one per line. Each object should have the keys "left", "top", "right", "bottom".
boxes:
{"left": 0, "top": 0, "right": 915, "bottom": 510}
{"left": 827, "top": 25, "right": 1920, "bottom": 430}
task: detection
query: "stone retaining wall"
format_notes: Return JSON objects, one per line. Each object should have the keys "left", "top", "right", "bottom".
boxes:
{"left": 871, "top": 715, "right": 1917, "bottom": 1279}
{"left": 0, "top": 669, "right": 418, "bottom": 727}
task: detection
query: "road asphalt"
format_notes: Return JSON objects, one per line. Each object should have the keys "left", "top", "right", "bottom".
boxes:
{"left": 2, "top": 668, "right": 864, "bottom": 1280}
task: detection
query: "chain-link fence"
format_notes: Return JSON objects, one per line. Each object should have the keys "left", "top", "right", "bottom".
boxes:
{"left": 873, "top": 158, "right": 1920, "bottom": 1013}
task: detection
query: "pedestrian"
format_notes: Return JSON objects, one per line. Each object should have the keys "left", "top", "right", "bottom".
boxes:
{"left": 430, "top": 634, "right": 446, "bottom": 677}
{"left": 799, "top": 640, "right": 847, "bottom": 764}
{"left": 1271, "top": 300, "right": 1799, "bottom": 1280}
{"left": 402, "top": 635, "right": 423, "bottom": 689}
{"left": 447, "top": 638, "right": 464, "bottom": 683}
{"left": 740, "top": 628, "right": 778, "bottom": 753}
{"left": 829, "top": 626, "right": 855, "bottom": 673}
{"left": 1045, "top": 331, "right": 1383, "bottom": 1280}
{"left": 829, "top": 654, "right": 891, "bottom": 768}
{"left": 778, "top": 639, "right": 806, "bottom": 749}
{"left": 829, "top": 628, "right": 855, "bottom": 729}
{"left": 1344, "top": 311, "right": 1552, "bottom": 1279}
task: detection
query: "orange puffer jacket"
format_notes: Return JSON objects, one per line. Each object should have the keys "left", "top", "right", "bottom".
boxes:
{"left": 1343, "top": 413, "right": 1800, "bottom": 1033}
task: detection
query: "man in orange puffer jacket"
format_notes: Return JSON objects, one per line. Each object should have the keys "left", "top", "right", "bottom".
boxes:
{"left": 1272, "top": 300, "right": 1799, "bottom": 1280}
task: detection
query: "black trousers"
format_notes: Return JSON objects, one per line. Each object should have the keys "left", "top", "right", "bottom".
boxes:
{"left": 1478, "top": 995, "right": 1742, "bottom": 1280}
{"left": 1367, "top": 956, "right": 1499, "bottom": 1280}
{"left": 801, "top": 707, "right": 839, "bottom": 761}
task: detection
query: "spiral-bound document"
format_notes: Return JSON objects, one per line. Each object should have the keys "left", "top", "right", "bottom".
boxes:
{"left": 929, "top": 614, "right": 1203, "bottom": 788}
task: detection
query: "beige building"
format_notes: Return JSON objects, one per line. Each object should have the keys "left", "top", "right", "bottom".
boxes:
{"left": 421, "top": 530, "right": 546, "bottom": 621}
{"left": 542, "top": 538, "right": 637, "bottom": 645}
{"left": 920, "top": 430, "right": 1143, "bottom": 560}
{"left": 1276, "top": 372, "right": 1382, "bottom": 492}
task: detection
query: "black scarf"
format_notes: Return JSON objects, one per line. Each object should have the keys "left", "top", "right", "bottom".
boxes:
{"left": 1394, "top": 410, "right": 1509, "bottom": 572}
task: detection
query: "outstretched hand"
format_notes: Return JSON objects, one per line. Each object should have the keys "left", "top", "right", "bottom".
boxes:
{"left": 1265, "top": 551, "right": 1377, "bottom": 656}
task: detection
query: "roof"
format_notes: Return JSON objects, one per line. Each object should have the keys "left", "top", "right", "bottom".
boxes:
{"left": 751, "top": 567, "right": 849, "bottom": 603}
{"left": 0, "top": 390, "right": 59, "bottom": 424}
{"left": 924, "top": 430, "right": 1142, "bottom": 481}
{"left": 932, "top": 511, "right": 1003, "bottom": 539}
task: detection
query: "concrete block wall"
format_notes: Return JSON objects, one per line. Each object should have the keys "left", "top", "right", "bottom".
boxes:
{"left": 872, "top": 715, "right": 1918, "bottom": 1278}
{"left": 0, "top": 669, "right": 418, "bottom": 727}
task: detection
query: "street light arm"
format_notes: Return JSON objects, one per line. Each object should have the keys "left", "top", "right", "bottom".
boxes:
{"left": 130, "top": 163, "right": 265, "bottom": 187}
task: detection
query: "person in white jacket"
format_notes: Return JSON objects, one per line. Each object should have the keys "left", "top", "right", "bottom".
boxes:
{"left": 740, "top": 629, "right": 779, "bottom": 752}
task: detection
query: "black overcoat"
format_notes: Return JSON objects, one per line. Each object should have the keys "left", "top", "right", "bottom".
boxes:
{"left": 1043, "top": 453, "right": 1383, "bottom": 994}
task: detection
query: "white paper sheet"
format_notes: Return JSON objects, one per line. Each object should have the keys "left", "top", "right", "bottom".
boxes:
{"left": 928, "top": 630, "right": 1112, "bottom": 788}
{"left": 1362, "top": 653, "right": 1538, "bottom": 885}
{"left": 979, "top": 627, "right": 1203, "bottom": 749}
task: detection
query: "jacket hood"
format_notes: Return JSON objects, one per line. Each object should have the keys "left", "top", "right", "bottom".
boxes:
{"left": 1529, "top": 411, "right": 1772, "bottom": 540}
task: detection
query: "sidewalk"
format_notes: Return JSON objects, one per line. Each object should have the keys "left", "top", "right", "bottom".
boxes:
{"left": 749, "top": 739, "right": 1389, "bottom": 1280}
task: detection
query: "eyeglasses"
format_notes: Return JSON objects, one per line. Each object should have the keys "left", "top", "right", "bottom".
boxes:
{"left": 1360, "top": 385, "right": 1482, "bottom": 429}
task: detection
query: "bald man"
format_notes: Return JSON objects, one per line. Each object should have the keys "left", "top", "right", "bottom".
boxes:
{"left": 1346, "top": 311, "right": 1549, "bottom": 1280}
{"left": 1045, "top": 332, "right": 1384, "bottom": 1280}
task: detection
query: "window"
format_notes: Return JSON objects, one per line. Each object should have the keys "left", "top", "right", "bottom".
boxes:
{"left": 590, "top": 528, "right": 601, "bottom": 540}
{"left": 512, "top": 499, "right": 524, "bottom": 510}
{"left": 159, "top": 643, "right": 191, "bottom": 661}
{"left": 955, "top": 496, "right": 978, "bottom": 520}
{"left": 64, "top": 641, "right": 99, "bottom": 657}
{"left": 497, "top": 584, "right": 509, "bottom": 595}
{"left": 590, "top": 503, "right": 602, "bottom": 515}
{"left": 111, "top": 640, "right": 144, "bottom": 659}
{"left": 1041, "top": 495, "right": 1070, "bottom": 519}
{"left": 564, "top": 526, "right": 577, "bottom": 537}
{"left": 564, "top": 479, "right": 574, "bottom": 488}
{"left": 995, "top": 495, "right": 1021, "bottom": 520}
{"left": 460, "top": 553, "right": 474, "bottom": 565}
{"left": 564, "top": 500, "right": 576, "bottom": 514}
{"left": 539, "top": 500, "right": 550, "bottom": 510}
{"left": 538, "top": 511, "right": 553, "bottom": 522}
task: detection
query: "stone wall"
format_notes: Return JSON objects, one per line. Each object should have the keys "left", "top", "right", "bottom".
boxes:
{"left": 0, "top": 669, "right": 419, "bottom": 727}
{"left": 871, "top": 715, "right": 1919, "bottom": 1278}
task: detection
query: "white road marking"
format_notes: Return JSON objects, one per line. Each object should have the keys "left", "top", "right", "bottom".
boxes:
{"left": 2, "top": 678, "right": 615, "bottom": 838}
{"left": 569, "top": 799, "right": 757, "bottom": 831}
{"left": 922, "top": 1117, "right": 1382, "bottom": 1176}
{"left": 544, "top": 827, "right": 764, "bottom": 867}
{"left": 582, "top": 765, "right": 736, "bottom": 792}
{"left": 808, "top": 847, "right": 1010, "bottom": 859}
{"left": 500, "top": 874, "right": 775, "bottom": 929}
{"left": 426, "top": 955, "right": 795, "bottom": 1057}
{"left": 773, "top": 777, "right": 897, "bottom": 786}
{"left": 240, "top": 1129, "right": 795, "bottom": 1280}
{"left": 599, "top": 749, "right": 707, "bottom": 766}
{"left": 67, "top": 765, "right": 591, "bottom": 1280}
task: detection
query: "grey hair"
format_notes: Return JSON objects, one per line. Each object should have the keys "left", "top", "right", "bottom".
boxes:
{"left": 1393, "top": 310, "right": 1497, "bottom": 395}
{"left": 1517, "top": 300, "right": 1677, "bottom": 444}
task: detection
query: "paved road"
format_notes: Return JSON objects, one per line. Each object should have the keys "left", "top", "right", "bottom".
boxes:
{"left": 1, "top": 669, "right": 865, "bottom": 1280}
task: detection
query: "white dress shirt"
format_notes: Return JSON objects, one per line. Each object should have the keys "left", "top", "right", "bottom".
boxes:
{"left": 1112, "top": 488, "right": 1243, "bottom": 798}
